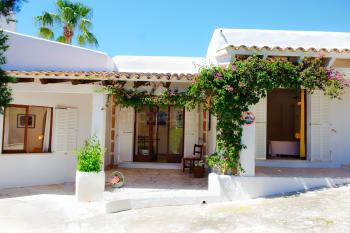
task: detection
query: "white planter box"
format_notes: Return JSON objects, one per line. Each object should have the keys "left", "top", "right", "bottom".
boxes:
{"left": 75, "top": 171, "right": 105, "bottom": 202}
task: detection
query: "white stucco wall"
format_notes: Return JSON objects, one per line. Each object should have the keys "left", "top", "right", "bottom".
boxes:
{"left": 0, "top": 16, "right": 16, "bottom": 32}
{"left": 0, "top": 89, "right": 93, "bottom": 188}
{"left": 3, "top": 30, "right": 115, "bottom": 72}
{"left": 113, "top": 56, "right": 204, "bottom": 74}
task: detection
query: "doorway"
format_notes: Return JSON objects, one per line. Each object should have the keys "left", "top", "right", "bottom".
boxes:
{"left": 266, "top": 89, "right": 306, "bottom": 159}
{"left": 134, "top": 106, "right": 185, "bottom": 163}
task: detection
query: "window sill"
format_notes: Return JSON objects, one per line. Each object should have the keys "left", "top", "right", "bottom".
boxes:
{"left": 0, "top": 152, "right": 75, "bottom": 156}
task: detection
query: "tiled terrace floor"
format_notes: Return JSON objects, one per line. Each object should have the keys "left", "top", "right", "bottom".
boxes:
{"left": 1, "top": 166, "right": 350, "bottom": 200}
{"left": 105, "top": 168, "right": 208, "bottom": 191}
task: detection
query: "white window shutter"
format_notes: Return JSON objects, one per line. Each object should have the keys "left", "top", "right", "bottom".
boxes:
{"left": 310, "top": 91, "right": 331, "bottom": 161}
{"left": 184, "top": 107, "right": 199, "bottom": 157}
{"left": 54, "top": 108, "right": 78, "bottom": 153}
{"left": 66, "top": 108, "right": 78, "bottom": 152}
{"left": 255, "top": 98, "right": 267, "bottom": 159}
{"left": 117, "top": 107, "right": 134, "bottom": 162}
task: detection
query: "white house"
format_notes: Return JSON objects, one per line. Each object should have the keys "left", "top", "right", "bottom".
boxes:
{"left": 1, "top": 24, "right": 350, "bottom": 188}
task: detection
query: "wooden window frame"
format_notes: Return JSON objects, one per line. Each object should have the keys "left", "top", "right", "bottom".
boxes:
{"left": 1, "top": 104, "right": 53, "bottom": 154}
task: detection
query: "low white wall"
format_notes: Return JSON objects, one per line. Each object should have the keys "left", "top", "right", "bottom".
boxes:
{"left": 0, "top": 153, "right": 76, "bottom": 188}
{"left": 0, "top": 90, "right": 93, "bottom": 188}
{"left": 208, "top": 173, "right": 350, "bottom": 201}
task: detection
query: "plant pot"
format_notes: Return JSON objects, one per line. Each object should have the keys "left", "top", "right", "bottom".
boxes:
{"left": 140, "top": 149, "right": 149, "bottom": 155}
{"left": 75, "top": 171, "right": 105, "bottom": 202}
{"left": 110, "top": 171, "right": 126, "bottom": 188}
{"left": 193, "top": 166, "right": 205, "bottom": 178}
{"left": 230, "top": 167, "right": 238, "bottom": 175}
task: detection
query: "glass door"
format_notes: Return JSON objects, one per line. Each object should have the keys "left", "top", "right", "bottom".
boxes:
{"left": 134, "top": 106, "right": 184, "bottom": 163}
{"left": 167, "top": 106, "right": 184, "bottom": 162}
{"left": 134, "top": 106, "right": 157, "bottom": 162}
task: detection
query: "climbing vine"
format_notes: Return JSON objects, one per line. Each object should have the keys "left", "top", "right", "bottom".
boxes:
{"left": 103, "top": 81, "right": 192, "bottom": 109}
{"left": 103, "top": 56, "right": 348, "bottom": 174}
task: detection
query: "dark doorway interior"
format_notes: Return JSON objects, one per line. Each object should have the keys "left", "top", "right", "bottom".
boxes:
{"left": 267, "top": 89, "right": 305, "bottom": 159}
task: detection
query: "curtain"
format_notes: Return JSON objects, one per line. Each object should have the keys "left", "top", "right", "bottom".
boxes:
{"left": 42, "top": 108, "right": 52, "bottom": 152}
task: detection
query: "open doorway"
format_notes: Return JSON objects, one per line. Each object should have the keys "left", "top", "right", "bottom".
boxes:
{"left": 266, "top": 89, "right": 306, "bottom": 160}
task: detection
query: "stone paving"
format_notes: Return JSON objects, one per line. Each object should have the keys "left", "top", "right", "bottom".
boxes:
{"left": 1, "top": 183, "right": 350, "bottom": 232}
{"left": 1, "top": 167, "right": 350, "bottom": 232}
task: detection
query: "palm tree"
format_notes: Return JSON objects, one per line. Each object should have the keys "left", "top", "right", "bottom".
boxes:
{"left": 34, "top": 0, "right": 98, "bottom": 47}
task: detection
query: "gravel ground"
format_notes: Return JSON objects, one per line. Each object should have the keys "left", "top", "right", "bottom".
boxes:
{"left": 1, "top": 185, "right": 350, "bottom": 233}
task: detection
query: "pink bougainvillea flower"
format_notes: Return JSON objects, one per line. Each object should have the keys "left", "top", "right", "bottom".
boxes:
{"left": 316, "top": 53, "right": 325, "bottom": 58}
{"left": 232, "top": 64, "right": 237, "bottom": 72}
{"left": 191, "top": 79, "right": 197, "bottom": 84}
{"left": 225, "top": 85, "right": 234, "bottom": 93}
{"left": 215, "top": 72, "right": 223, "bottom": 80}
{"left": 111, "top": 176, "right": 120, "bottom": 184}
{"left": 336, "top": 73, "right": 343, "bottom": 81}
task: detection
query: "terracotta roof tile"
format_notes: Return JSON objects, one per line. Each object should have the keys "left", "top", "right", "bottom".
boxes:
{"left": 227, "top": 45, "right": 350, "bottom": 53}
{"left": 6, "top": 71, "right": 196, "bottom": 83}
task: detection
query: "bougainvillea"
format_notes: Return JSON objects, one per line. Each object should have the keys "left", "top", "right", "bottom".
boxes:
{"left": 103, "top": 56, "right": 348, "bottom": 174}
{"left": 103, "top": 81, "right": 191, "bottom": 109}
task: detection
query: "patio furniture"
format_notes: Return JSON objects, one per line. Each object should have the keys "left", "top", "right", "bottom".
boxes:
{"left": 182, "top": 144, "right": 203, "bottom": 173}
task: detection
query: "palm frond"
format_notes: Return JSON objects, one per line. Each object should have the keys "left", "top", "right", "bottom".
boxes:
{"left": 56, "top": 35, "right": 66, "bottom": 43}
{"left": 34, "top": 11, "right": 59, "bottom": 27}
{"left": 39, "top": 27, "right": 54, "bottom": 39}
{"left": 77, "top": 31, "right": 98, "bottom": 47}
{"left": 56, "top": 0, "right": 71, "bottom": 11}
{"left": 76, "top": 34, "right": 85, "bottom": 46}
{"left": 76, "top": 3, "right": 92, "bottom": 18}
{"left": 79, "top": 18, "right": 92, "bottom": 32}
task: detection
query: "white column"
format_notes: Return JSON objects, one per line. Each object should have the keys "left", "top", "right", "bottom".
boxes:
{"left": 239, "top": 121, "right": 256, "bottom": 176}
{"left": 91, "top": 93, "right": 107, "bottom": 150}
{"left": 0, "top": 113, "right": 3, "bottom": 154}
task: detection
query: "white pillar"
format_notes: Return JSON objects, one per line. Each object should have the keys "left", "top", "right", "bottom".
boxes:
{"left": 239, "top": 122, "right": 256, "bottom": 176}
{"left": 91, "top": 93, "right": 106, "bottom": 150}
{"left": 0, "top": 113, "right": 3, "bottom": 154}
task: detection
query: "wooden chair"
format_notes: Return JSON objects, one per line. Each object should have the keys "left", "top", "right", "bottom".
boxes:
{"left": 182, "top": 144, "right": 204, "bottom": 173}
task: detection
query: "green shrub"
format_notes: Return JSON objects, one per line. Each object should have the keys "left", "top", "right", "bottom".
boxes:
{"left": 75, "top": 136, "right": 104, "bottom": 172}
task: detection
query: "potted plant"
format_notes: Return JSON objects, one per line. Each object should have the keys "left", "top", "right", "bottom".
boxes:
{"left": 140, "top": 146, "right": 149, "bottom": 156}
{"left": 75, "top": 136, "right": 105, "bottom": 202}
{"left": 193, "top": 160, "right": 205, "bottom": 178}
{"left": 139, "top": 138, "right": 149, "bottom": 155}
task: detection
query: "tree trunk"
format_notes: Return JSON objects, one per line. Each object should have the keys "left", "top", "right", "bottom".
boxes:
{"left": 63, "top": 25, "right": 74, "bottom": 44}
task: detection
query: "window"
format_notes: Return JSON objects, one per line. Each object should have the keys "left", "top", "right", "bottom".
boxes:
{"left": 2, "top": 105, "right": 53, "bottom": 153}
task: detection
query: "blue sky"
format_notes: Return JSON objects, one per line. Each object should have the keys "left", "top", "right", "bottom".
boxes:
{"left": 15, "top": 0, "right": 350, "bottom": 57}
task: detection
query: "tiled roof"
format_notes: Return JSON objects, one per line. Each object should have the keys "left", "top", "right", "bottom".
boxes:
{"left": 6, "top": 71, "right": 195, "bottom": 83}
{"left": 207, "top": 29, "right": 350, "bottom": 58}
{"left": 226, "top": 45, "right": 350, "bottom": 53}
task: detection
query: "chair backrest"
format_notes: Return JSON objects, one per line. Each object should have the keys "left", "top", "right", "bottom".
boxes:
{"left": 193, "top": 144, "right": 204, "bottom": 159}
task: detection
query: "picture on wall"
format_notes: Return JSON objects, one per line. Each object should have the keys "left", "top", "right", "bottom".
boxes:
{"left": 17, "top": 114, "right": 36, "bottom": 128}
